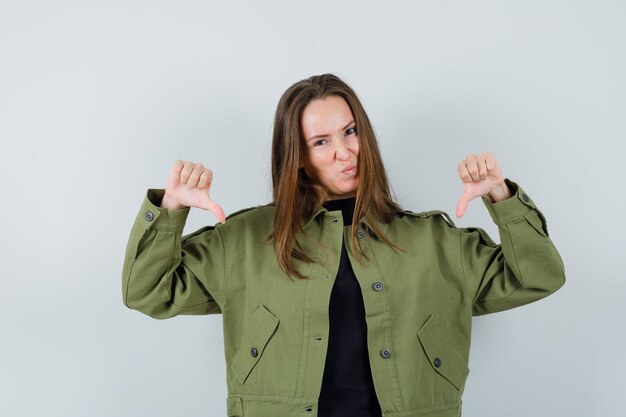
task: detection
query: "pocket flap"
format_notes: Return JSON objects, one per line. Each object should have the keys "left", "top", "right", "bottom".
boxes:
{"left": 417, "top": 315, "right": 469, "bottom": 391}
{"left": 231, "top": 304, "right": 279, "bottom": 385}
{"left": 525, "top": 210, "right": 549, "bottom": 237}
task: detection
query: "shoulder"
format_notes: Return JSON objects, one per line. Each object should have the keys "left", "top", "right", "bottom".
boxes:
{"left": 225, "top": 203, "right": 275, "bottom": 221}
{"left": 382, "top": 208, "right": 460, "bottom": 244}
{"left": 388, "top": 208, "right": 498, "bottom": 248}
{"left": 398, "top": 209, "right": 496, "bottom": 247}
{"left": 219, "top": 203, "right": 275, "bottom": 235}
{"left": 395, "top": 209, "right": 457, "bottom": 228}
{"left": 180, "top": 203, "right": 274, "bottom": 244}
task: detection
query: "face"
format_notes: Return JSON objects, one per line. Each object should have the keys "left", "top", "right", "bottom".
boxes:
{"left": 300, "top": 95, "right": 359, "bottom": 200}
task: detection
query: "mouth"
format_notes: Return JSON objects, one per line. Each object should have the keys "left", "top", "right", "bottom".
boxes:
{"left": 342, "top": 165, "right": 356, "bottom": 174}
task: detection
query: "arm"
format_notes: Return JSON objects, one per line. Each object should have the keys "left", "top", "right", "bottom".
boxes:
{"left": 121, "top": 189, "right": 228, "bottom": 319}
{"left": 459, "top": 179, "right": 565, "bottom": 315}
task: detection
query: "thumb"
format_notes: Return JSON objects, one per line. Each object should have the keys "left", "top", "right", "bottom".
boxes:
{"left": 455, "top": 192, "right": 473, "bottom": 219}
{"left": 207, "top": 200, "right": 226, "bottom": 224}
{"left": 197, "top": 196, "right": 226, "bottom": 224}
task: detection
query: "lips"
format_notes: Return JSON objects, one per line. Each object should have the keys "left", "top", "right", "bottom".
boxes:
{"left": 342, "top": 165, "right": 356, "bottom": 174}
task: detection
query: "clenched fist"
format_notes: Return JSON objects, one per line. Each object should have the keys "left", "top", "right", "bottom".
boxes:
{"left": 161, "top": 160, "right": 226, "bottom": 223}
{"left": 455, "top": 152, "right": 512, "bottom": 218}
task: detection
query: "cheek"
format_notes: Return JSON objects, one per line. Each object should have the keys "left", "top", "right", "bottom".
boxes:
{"left": 308, "top": 152, "right": 331, "bottom": 173}
{"left": 350, "top": 138, "right": 360, "bottom": 157}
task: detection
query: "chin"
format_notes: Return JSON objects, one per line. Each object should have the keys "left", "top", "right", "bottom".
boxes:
{"left": 331, "top": 189, "right": 357, "bottom": 198}
{"left": 326, "top": 180, "right": 358, "bottom": 198}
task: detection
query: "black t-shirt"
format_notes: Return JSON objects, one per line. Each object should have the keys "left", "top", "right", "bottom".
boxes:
{"left": 317, "top": 197, "right": 382, "bottom": 417}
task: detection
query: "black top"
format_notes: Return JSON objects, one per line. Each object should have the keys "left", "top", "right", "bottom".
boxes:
{"left": 317, "top": 197, "right": 382, "bottom": 417}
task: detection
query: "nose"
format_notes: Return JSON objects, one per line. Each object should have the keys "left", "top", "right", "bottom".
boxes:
{"left": 333, "top": 138, "right": 350, "bottom": 161}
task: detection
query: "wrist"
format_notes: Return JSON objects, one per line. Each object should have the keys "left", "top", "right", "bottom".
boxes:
{"left": 486, "top": 182, "right": 513, "bottom": 203}
{"left": 160, "top": 193, "right": 187, "bottom": 210}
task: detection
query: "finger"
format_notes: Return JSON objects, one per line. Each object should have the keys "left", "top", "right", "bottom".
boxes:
{"left": 466, "top": 155, "right": 480, "bottom": 182}
{"left": 166, "top": 159, "right": 185, "bottom": 189}
{"left": 180, "top": 161, "right": 194, "bottom": 184}
{"left": 197, "top": 168, "right": 213, "bottom": 189}
{"left": 477, "top": 154, "right": 488, "bottom": 180}
{"left": 187, "top": 163, "right": 205, "bottom": 188}
{"left": 172, "top": 159, "right": 184, "bottom": 173}
{"left": 457, "top": 160, "right": 472, "bottom": 183}
{"left": 485, "top": 152, "right": 498, "bottom": 175}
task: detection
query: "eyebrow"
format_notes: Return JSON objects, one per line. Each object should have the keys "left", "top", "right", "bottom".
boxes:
{"left": 306, "top": 120, "right": 356, "bottom": 142}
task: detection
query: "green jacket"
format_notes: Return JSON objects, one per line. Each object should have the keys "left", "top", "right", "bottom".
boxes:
{"left": 122, "top": 179, "right": 565, "bottom": 417}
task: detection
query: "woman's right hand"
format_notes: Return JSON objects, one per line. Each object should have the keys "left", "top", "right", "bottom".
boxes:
{"left": 161, "top": 160, "right": 226, "bottom": 223}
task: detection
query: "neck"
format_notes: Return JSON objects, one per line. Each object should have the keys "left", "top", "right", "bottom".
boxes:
{"left": 322, "top": 196, "right": 356, "bottom": 225}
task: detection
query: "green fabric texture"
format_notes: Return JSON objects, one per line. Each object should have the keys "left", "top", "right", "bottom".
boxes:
{"left": 122, "top": 179, "right": 565, "bottom": 417}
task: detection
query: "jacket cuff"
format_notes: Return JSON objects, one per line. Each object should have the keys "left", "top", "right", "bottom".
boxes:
{"left": 139, "top": 189, "right": 190, "bottom": 231}
{"left": 481, "top": 179, "right": 537, "bottom": 225}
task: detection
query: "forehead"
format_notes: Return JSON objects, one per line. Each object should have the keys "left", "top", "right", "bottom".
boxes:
{"left": 301, "top": 95, "right": 354, "bottom": 138}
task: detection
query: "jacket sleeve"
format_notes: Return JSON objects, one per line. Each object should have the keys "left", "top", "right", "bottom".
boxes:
{"left": 122, "top": 189, "right": 227, "bottom": 319}
{"left": 459, "top": 179, "right": 565, "bottom": 316}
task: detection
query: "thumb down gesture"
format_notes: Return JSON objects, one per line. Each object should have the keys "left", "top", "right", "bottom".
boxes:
{"left": 455, "top": 152, "right": 512, "bottom": 219}
{"left": 161, "top": 160, "right": 226, "bottom": 224}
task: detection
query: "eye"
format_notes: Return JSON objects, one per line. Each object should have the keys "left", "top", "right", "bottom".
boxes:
{"left": 313, "top": 139, "right": 328, "bottom": 147}
{"left": 345, "top": 126, "right": 357, "bottom": 136}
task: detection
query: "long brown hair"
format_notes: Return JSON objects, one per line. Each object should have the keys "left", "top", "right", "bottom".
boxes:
{"left": 269, "top": 73, "right": 403, "bottom": 279}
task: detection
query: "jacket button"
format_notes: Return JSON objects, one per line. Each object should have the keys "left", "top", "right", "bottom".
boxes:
{"left": 380, "top": 348, "right": 391, "bottom": 358}
{"left": 357, "top": 229, "right": 366, "bottom": 239}
{"left": 522, "top": 193, "right": 530, "bottom": 202}
{"left": 372, "top": 282, "right": 384, "bottom": 292}
{"left": 434, "top": 357, "right": 442, "bottom": 368}
{"left": 145, "top": 211, "right": 154, "bottom": 221}
{"left": 250, "top": 347, "right": 258, "bottom": 358}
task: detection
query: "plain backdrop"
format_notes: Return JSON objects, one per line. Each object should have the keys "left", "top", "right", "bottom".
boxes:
{"left": 1, "top": 1, "right": 624, "bottom": 416}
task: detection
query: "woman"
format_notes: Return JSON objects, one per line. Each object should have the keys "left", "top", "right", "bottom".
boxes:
{"left": 122, "top": 74, "right": 565, "bottom": 417}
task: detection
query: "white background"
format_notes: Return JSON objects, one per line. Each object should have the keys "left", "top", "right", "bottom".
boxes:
{"left": 1, "top": 1, "right": 624, "bottom": 416}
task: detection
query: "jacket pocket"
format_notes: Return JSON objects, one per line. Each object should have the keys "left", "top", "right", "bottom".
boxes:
{"left": 231, "top": 304, "right": 279, "bottom": 385}
{"left": 417, "top": 315, "right": 469, "bottom": 391}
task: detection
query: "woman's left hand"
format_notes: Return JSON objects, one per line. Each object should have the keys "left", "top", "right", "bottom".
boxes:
{"left": 455, "top": 152, "right": 512, "bottom": 218}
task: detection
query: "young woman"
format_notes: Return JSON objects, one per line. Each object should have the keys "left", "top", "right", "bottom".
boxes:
{"left": 122, "top": 74, "right": 565, "bottom": 417}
